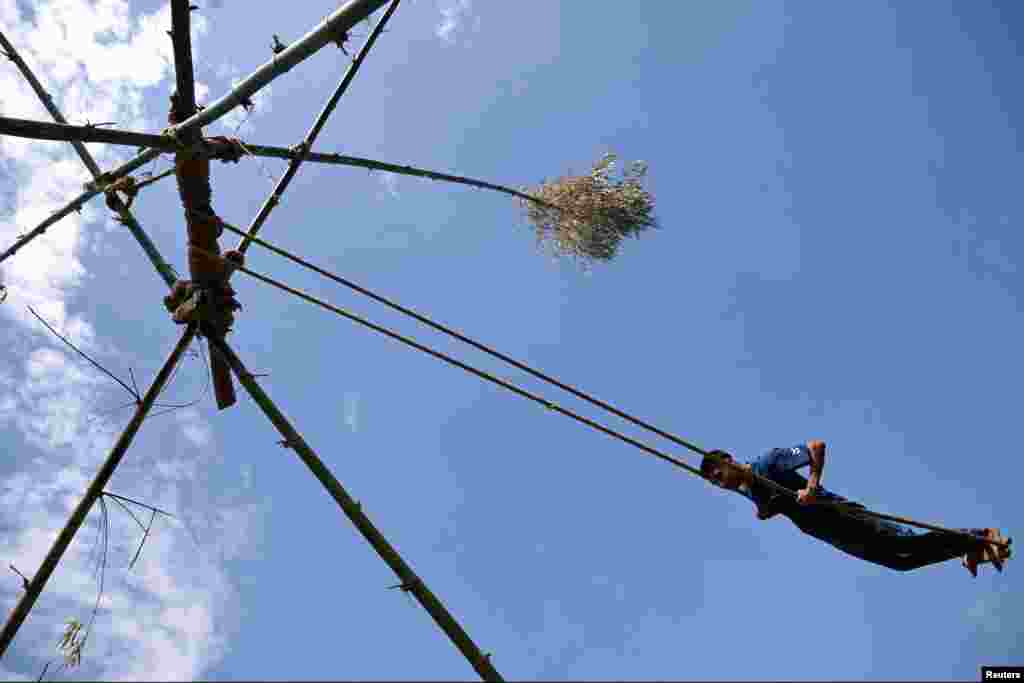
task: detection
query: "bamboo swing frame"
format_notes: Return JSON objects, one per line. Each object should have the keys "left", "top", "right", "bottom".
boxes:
{"left": 0, "top": 0, "right": 1010, "bottom": 679}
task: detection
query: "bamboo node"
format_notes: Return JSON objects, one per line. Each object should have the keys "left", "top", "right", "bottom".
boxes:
{"left": 276, "top": 437, "right": 300, "bottom": 450}
{"left": 328, "top": 23, "right": 352, "bottom": 55}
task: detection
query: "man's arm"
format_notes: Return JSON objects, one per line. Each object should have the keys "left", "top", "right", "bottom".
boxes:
{"left": 797, "top": 440, "right": 826, "bottom": 504}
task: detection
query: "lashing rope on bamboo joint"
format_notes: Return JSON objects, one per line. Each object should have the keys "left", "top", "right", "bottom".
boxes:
{"left": 184, "top": 225, "right": 1008, "bottom": 551}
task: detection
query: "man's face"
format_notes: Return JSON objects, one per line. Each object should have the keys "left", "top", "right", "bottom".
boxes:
{"left": 707, "top": 461, "right": 744, "bottom": 490}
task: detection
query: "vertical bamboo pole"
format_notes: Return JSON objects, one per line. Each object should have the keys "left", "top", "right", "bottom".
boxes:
{"left": 169, "top": 0, "right": 199, "bottom": 135}
{"left": 209, "top": 338, "right": 504, "bottom": 682}
{"left": 0, "top": 325, "right": 197, "bottom": 658}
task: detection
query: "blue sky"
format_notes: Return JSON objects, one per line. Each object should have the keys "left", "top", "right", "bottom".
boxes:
{"left": 0, "top": 0, "right": 1021, "bottom": 680}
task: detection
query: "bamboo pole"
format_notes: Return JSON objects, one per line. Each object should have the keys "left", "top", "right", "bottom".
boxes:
{"left": 209, "top": 338, "right": 503, "bottom": 682}
{"left": 237, "top": 0, "right": 401, "bottom": 254}
{"left": 0, "top": 115, "right": 551, "bottom": 211}
{"left": 0, "top": 115, "right": 184, "bottom": 150}
{"left": 0, "top": 325, "right": 197, "bottom": 659}
{"left": 169, "top": 0, "right": 199, "bottom": 139}
{"left": 0, "top": 188, "right": 99, "bottom": 265}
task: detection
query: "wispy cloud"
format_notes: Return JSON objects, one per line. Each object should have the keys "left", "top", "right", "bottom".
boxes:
{"left": 376, "top": 171, "right": 401, "bottom": 199}
{"left": 343, "top": 391, "right": 360, "bottom": 432}
{"left": 436, "top": 0, "right": 477, "bottom": 45}
{"left": 0, "top": 1, "right": 260, "bottom": 680}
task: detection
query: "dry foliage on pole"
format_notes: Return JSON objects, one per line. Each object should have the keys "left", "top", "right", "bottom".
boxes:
{"left": 520, "top": 152, "right": 656, "bottom": 265}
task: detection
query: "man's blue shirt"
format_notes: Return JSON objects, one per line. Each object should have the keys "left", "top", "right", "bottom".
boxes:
{"left": 737, "top": 445, "right": 840, "bottom": 508}
{"left": 737, "top": 445, "right": 915, "bottom": 559}
{"left": 737, "top": 445, "right": 862, "bottom": 544}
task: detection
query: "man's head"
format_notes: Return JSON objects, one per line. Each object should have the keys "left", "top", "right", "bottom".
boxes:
{"left": 701, "top": 450, "right": 746, "bottom": 490}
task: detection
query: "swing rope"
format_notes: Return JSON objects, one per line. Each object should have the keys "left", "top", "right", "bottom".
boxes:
{"left": 189, "top": 226, "right": 1010, "bottom": 552}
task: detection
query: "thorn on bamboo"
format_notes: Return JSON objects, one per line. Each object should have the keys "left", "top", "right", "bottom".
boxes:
{"left": 189, "top": 4, "right": 199, "bottom": 10}
{"left": 276, "top": 437, "right": 300, "bottom": 450}
{"left": 9, "top": 564, "right": 30, "bottom": 590}
{"left": 387, "top": 578, "right": 421, "bottom": 593}
{"left": 271, "top": 35, "right": 288, "bottom": 55}
{"left": 328, "top": 23, "right": 352, "bottom": 55}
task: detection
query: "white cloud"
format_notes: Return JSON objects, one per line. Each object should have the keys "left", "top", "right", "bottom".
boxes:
{"left": 176, "top": 407, "right": 213, "bottom": 450}
{"left": 0, "top": 2, "right": 260, "bottom": 680}
{"left": 436, "top": 0, "right": 476, "bottom": 45}
{"left": 194, "top": 80, "right": 210, "bottom": 104}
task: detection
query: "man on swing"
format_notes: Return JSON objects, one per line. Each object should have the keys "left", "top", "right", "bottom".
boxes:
{"left": 701, "top": 441, "right": 1011, "bottom": 575}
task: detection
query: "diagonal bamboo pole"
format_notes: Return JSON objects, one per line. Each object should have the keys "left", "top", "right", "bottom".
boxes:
{"left": 165, "top": 0, "right": 389, "bottom": 138}
{"left": 0, "top": 0, "right": 388, "bottom": 267}
{"left": 0, "top": 324, "right": 197, "bottom": 659}
{"left": 0, "top": 31, "right": 101, "bottom": 178}
{"left": 237, "top": 0, "right": 401, "bottom": 255}
{"left": 0, "top": 33, "right": 176, "bottom": 285}
{"left": 208, "top": 338, "right": 503, "bottom": 681}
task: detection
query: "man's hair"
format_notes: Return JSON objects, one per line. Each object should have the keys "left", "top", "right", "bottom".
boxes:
{"left": 701, "top": 449, "right": 734, "bottom": 479}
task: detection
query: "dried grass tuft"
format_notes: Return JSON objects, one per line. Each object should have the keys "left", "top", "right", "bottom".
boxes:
{"left": 521, "top": 153, "right": 656, "bottom": 265}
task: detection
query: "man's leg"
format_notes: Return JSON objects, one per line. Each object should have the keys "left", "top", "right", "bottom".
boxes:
{"left": 790, "top": 504, "right": 1003, "bottom": 572}
{"left": 833, "top": 514, "right": 1006, "bottom": 572}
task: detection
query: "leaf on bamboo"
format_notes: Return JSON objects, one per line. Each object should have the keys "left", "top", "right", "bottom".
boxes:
{"left": 520, "top": 153, "right": 656, "bottom": 266}
{"left": 57, "top": 618, "right": 85, "bottom": 667}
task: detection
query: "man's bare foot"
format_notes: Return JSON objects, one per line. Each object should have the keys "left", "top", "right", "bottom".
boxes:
{"left": 962, "top": 529, "right": 1011, "bottom": 577}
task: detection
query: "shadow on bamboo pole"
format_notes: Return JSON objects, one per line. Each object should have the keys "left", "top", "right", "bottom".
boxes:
{"left": 208, "top": 337, "right": 504, "bottom": 682}
{"left": 0, "top": 324, "right": 197, "bottom": 659}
